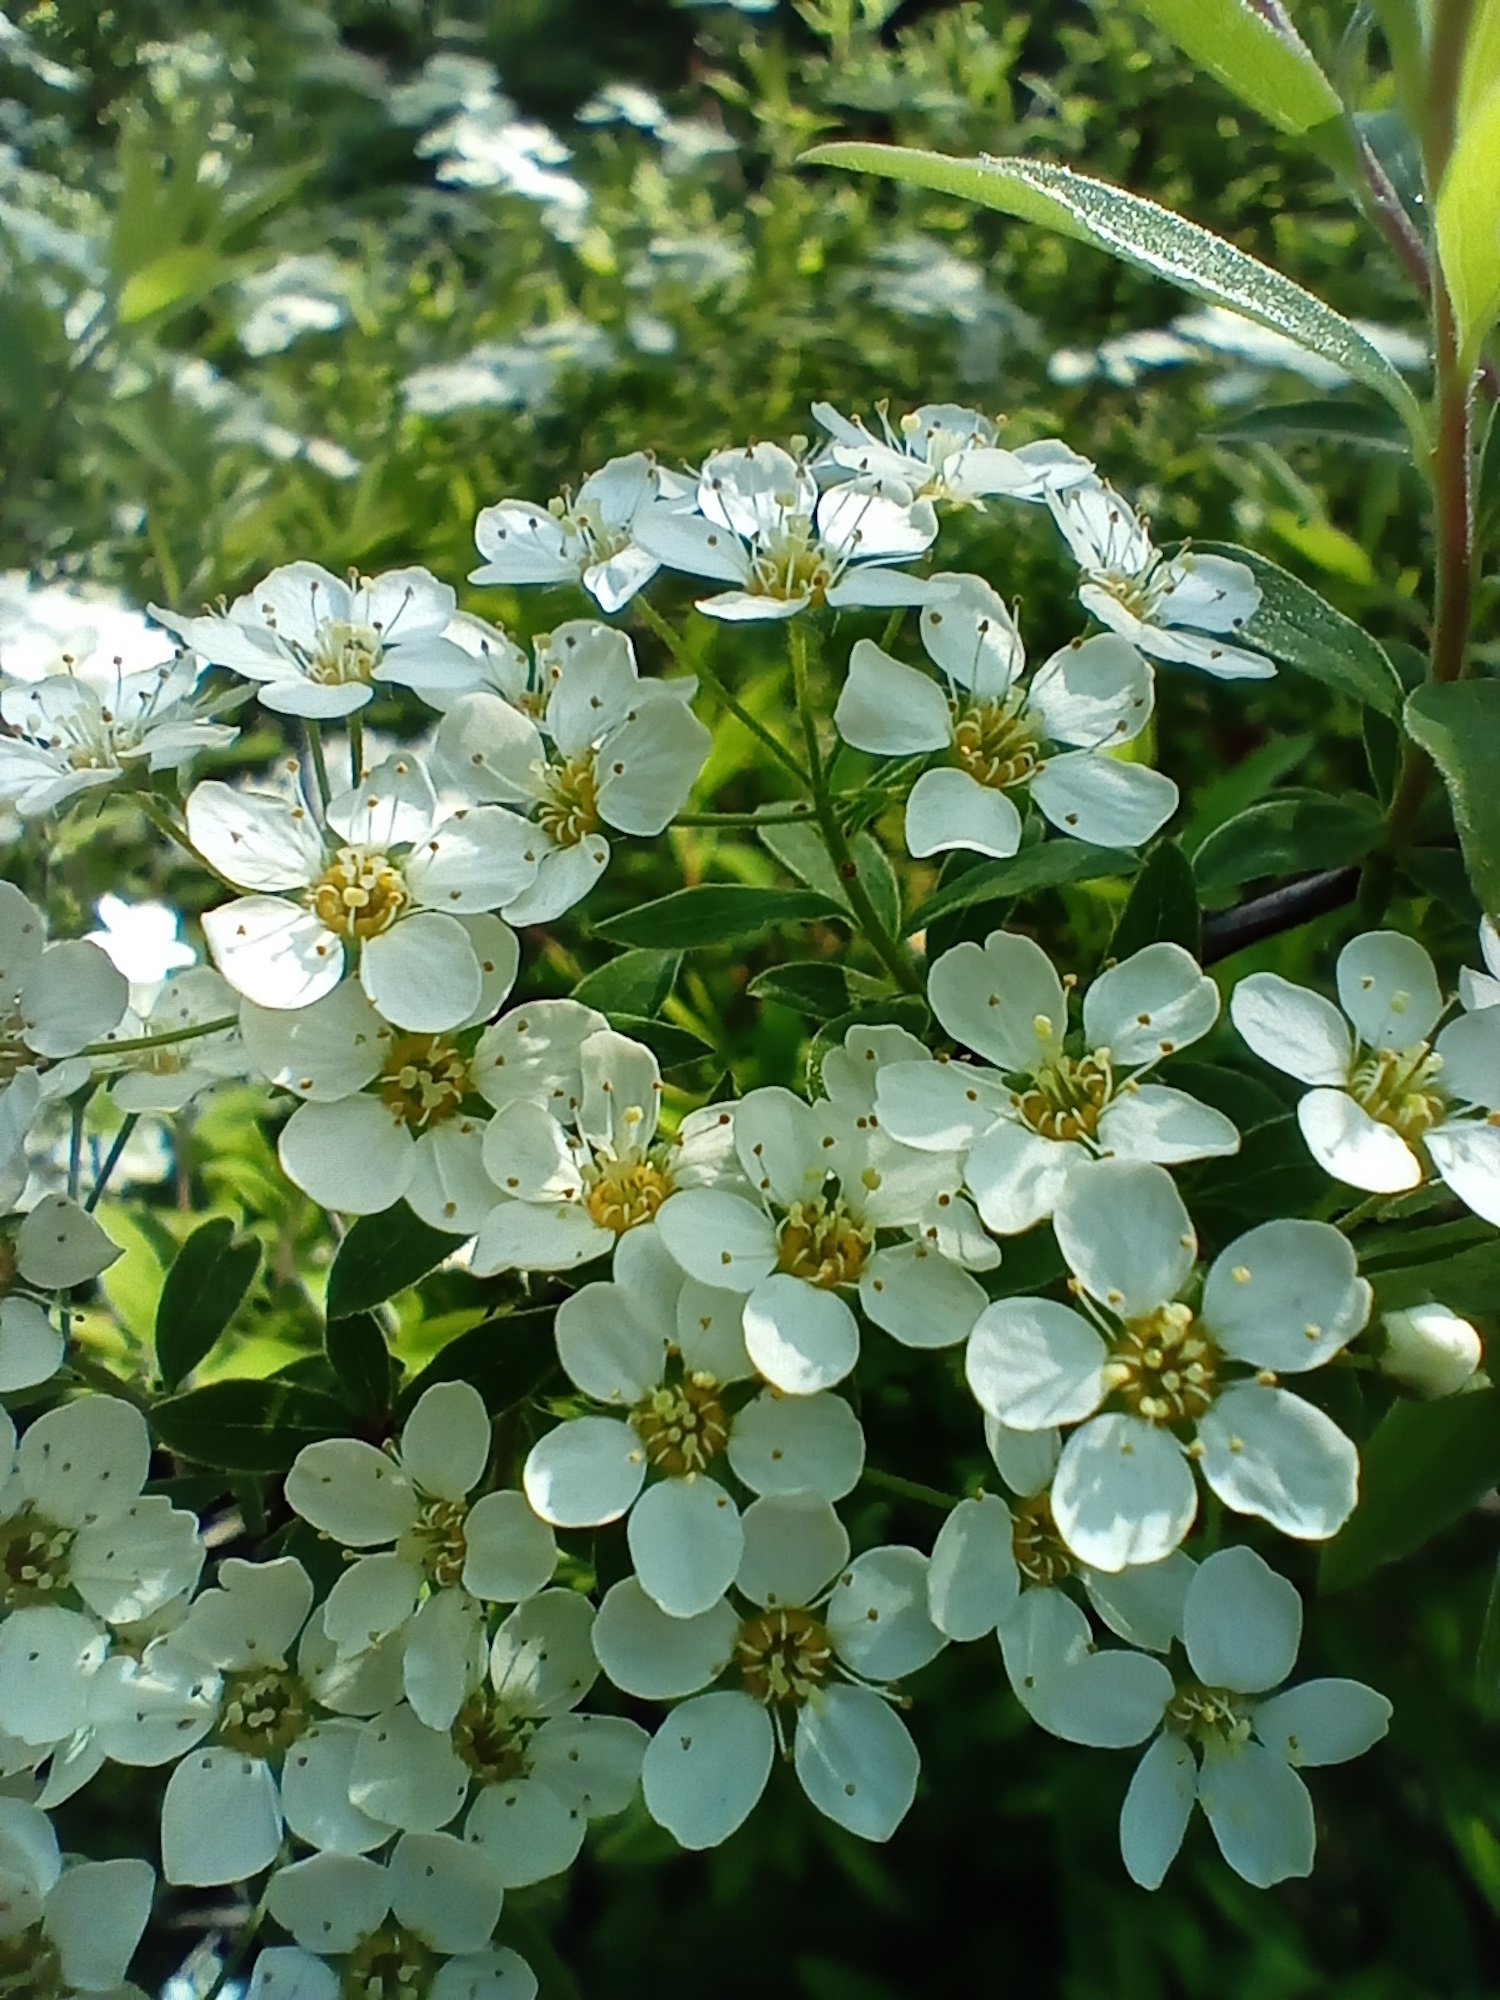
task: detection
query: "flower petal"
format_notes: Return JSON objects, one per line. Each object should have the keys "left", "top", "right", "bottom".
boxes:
{"left": 1196, "top": 1740, "right": 1315, "bottom": 1886}
{"left": 743, "top": 1273, "right": 860, "bottom": 1395}
{"left": 1297, "top": 1088, "right": 1421, "bottom": 1192}
{"left": 1183, "top": 1545, "right": 1301, "bottom": 1693}
{"left": 1053, "top": 1159, "right": 1195, "bottom": 1317}
{"left": 161, "top": 1748, "right": 282, "bottom": 1884}
{"left": 522, "top": 1417, "right": 646, "bottom": 1529}
{"left": 1230, "top": 973, "right": 1352, "bottom": 1085}
{"left": 1196, "top": 1383, "right": 1358, "bottom": 1540}
{"left": 278, "top": 1095, "right": 412, "bottom": 1214}
{"left": 642, "top": 1690, "right": 774, "bottom": 1848}
{"left": 1336, "top": 931, "right": 1444, "bottom": 1048}
{"left": 736, "top": 1492, "right": 849, "bottom": 1609}
{"left": 361, "top": 913, "right": 482, "bottom": 1033}
{"left": 904, "top": 766, "right": 1023, "bottom": 860}
{"left": 1202, "top": 1219, "right": 1369, "bottom": 1371}
{"left": 965, "top": 1298, "right": 1108, "bottom": 1429}
{"left": 1252, "top": 1677, "right": 1391, "bottom": 1767}
{"left": 834, "top": 640, "right": 951, "bottom": 755}
{"left": 1032, "top": 751, "right": 1177, "bottom": 850}
{"left": 203, "top": 897, "right": 343, "bottom": 1012}
{"left": 827, "top": 1545, "right": 945, "bottom": 1680}
{"left": 1027, "top": 633, "right": 1154, "bottom": 748}
{"left": 927, "top": 1493, "right": 1021, "bottom": 1640}
{"left": 591, "top": 1579, "right": 737, "bottom": 1700}
{"left": 1051, "top": 1414, "right": 1198, "bottom": 1571}
{"left": 726, "top": 1388, "right": 865, "bottom": 1500}
{"left": 859, "top": 1241, "right": 986, "bottom": 1348}
{"left": 627, "top": 1476, "right": 745, "bottom": 1619}
{"left": 1119, "top": 1732, "right": 1197, "bottom": 1889}
{"left": 1083, "top": 943, "right": 1220, "bottom": 1068}
{"left": 794, "top": 1684, "right": 920, "bottom": 1842}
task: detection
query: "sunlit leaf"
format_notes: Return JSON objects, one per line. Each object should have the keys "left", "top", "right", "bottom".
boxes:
{"left": 1132, "top": 0, "right": 1342, "bottom": 135}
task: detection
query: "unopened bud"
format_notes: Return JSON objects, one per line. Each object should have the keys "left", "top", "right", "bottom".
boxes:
{"left": 1379, "top": 1303, "right": 1483, "bottom": 1399}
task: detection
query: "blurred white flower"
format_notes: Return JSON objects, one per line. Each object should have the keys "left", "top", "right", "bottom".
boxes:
{"left": 0, "top": 884, "right": 129, "bottom": 1121}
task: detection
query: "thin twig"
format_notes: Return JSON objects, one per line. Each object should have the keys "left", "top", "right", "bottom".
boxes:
{"left": 1200, "top": 866, "right": 1361, "bottom": 963}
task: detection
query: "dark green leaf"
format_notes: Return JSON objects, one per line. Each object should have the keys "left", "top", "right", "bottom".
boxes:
{"left": 1212, "top": 400, "right": 1409, "bottom": 453}
{"left": 1179, "top": 734, "right": 1315, "bottom": 853}
{"left": 397, "top": 1309, "right": 560, "bottom": 1417}
{"left": 1321, "top": 1389, "right": 1500, "bottom": 1591}
{"left": 154, "top": 1217, "right": 260, "bottom": 1390}
{"left": 757, "top": 823, "right": 902, "bottom": 938}
{"left": 748, "top": 961, "right": 869, "bottom": 1018}
{"left": 325, "top": 1206, "right": 457, "bottom": 1320}
{"left": 1182, "top": 1115, "right": 1330, "bottom": 1238}
{"left": 1373, "top": 1239, "right": 1500, "bottom": 1319}
{"left": 325, "top": 1313, "right": 395, "bottom": 1417}
{"left": 571, "top": 949, "right": 681, "bottom": 1017}
{"left": 1195, "top": 544, "right": 1405, "bottom": 715}
{"left": 1477, "top": 1557, "right": 1500, "bottom": 1720}
{"left": 153, "top": 1380, "right": 354, "bottom": 1472}
{"left": 1363, "top": 707, "right": 1402, "bottom": 806}
{"left": 604, "top": 1014, "right": 715, "bottom": 1069}
{"left": 1403, "top": 681, "right": 1500, "bottom": 912}
{"left": 1109, "top": 841, "right": 1200, "bottom": 959}
{"left": 1192, "top": 791, "right": 1383, "bottom": 899}
{"left": 908, "top": 842, "right": 1134, "bottom": 930}
{"left": 1159, "top": 1059, "right": 1288, "bottom": 1131}
{"left": 593, "top": 885, "right": 845, "bottom": 950}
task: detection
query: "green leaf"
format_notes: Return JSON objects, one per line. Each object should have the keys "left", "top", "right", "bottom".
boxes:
{"left": 800, "top": 144, "right": 1425, "bottom": 442}
{"left": 118, "top": 245, "right": 226, "bottom": 324}
{"left": 748, "top": 961, "right": 880, "bottom": 1017}
{"left": 571, "top": 949, "right": 680, "bottom": 1016}
{"left": 154, "top": 1217, "right": 260, "bottom": 1390}
{"left": 1131, "top": 0, "right": 1342, "bottom": 135}
{"left": 757, "top": 822, "right": 902, "bottom": 937}
{"left": 397, "top": 1309, "right": 560, "bottom": 1417}
{"left": 593, "top": 884, "right": 845, "bottom": 950}
{"left": 1179, "top": 733, "right": 1314, "bottom": 854}
{"left": 1437, "top": 79, "right": 1500, "bottom": 367}
{"left": 1195, "top": 544, "right": 1405, "bottom": 715}
{"left": 1403, "top": 681, "right": 1500, "bottom": 914}
{"left": 1109, "top": 841, "right": 1200, "bottom": 959}
{"left": 1192, "top": 791, "right": 1383, "bottom": 899}
{"left": 1477, "top": 1556, "right": 1500, "bottom": 1720}
{"left": 1373, "top": 1239, "right": 1500, "bottom": 1320}
{"left": 153, "top": 1380, "right": 354, "bottom": 1473}
{"left": 325, "top": 1313, "right": 395, "bottom": 1417}
{"left": 1212, "top": 399, "right": 1410, "bottom": 454}
{"left": 1321, "top": 1389, "right": 1500, "bottom": 1591}
{"left": 603, "top": 1014, "right": 715, "bottom": 1068}
{"left": 1182, "top": 1114, "right": 1330, "bottom": 1235}
{"left": 325, "top": 1206, "right": 457, "bottom": 1320}
{"left": 908, "top": 841, "right": 1134, "bottom": 931}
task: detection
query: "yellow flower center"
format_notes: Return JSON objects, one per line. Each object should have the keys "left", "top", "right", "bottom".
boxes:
{"left": 538, "top": 753, "right": 603, "bottom": 847}
{"left": 776, "top": 1197, "right": 871, "bottom": 1288}
{"left": 1348, "top": 1043, "right": 1447, "bottom": 1144}
{"left": 1104, "top": 1302, "right": 1219, "bottom": 1425}
{"left": 583, "top": 1154, "right": 674, "bottom": 1236}
{"left": 1011, "top": 1491, "right": 1074, "bottom": 1588}
{"left": 308, "top": 618, "right": 382, "bottom": 686}
{"left": 1014, "top": 1050, "right": 1115, "bottom": 1143}
{"left": 451, "top": 1692, "right": 530, "bottom": 1785}
{"left": 737, "top": 1604, "right": 835, "bottom": 1707}
{"left": 749, "top": 517, "right": 834, "bottom": 605}
{"left": 378, "top": 1034, "right": 470, "bottom": 1130}
{"left": 1165, "top": 1679, "right": 1251, "bottom": 1748}
{"left": 953, "top": 697, "right": 1041, "bottom": 791}
{"left": 0, "top": 1507, "right": 73, "bottom": 1609}
{"left": 343, "top": 1925, "right": 434, "bottom": 2000}
{"left": 218, "top": 1665, "right": 310, "bottom": 1758}
{"left": 309, "top": 846, "right": 408, "bottom": 941}
{"left": 400, "top": 1495, "right": 470, "bottom": 1591}
{"left": 631, "top": 1374, "right": 731, "bottom": 1476}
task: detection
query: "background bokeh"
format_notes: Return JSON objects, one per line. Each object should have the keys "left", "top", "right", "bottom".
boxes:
{"left": 3, "top": 2, "right": 1498, "bottom": 1994}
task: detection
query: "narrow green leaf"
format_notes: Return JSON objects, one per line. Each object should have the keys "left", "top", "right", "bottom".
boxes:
{"left": 1461, "top": 0, "right": 1500, "bottom": 128}
{"left": 1212, "top": 399, "right": 1409, "bottom": 454}
{"left": 593, "top": 884, "right": 845, "bottom": 950}
{"left": 118, "top": 245, "right": 226, "bottom": 324}
{"left": 801, "top": 144, "right": 1425, "bottom": 442}
{"left": 757, "top": 823, "right": 902, "bottom": 938}
{"left": 603, "top": 1014, "right": 715, "bottom": 1068}
{"left": 325, "top": 1313, "right": 395, "bottom": 1417}
{"left": 397, "top": 1309, "right": 560, "bottom": 1417}
{"left": 1195, "top": 543, "right": 1404, "bottom": 714}
{"left": 1192, "top": 792, "right": 1383, "bottom": 899}
{"left": 153, "top": 1380, "right": 353, "bottom": 1472}
{"left": 1373, "top": 1239, "right": 1500, "bottom": 1319}
{"left": 571, "top": 949, "right": 680, "bottom": 1017}
{"left": 154, "top": 1217, "right": 260, "bottom": 1390}
{"left": 748, "top": 961, "right": 869, "bottom": 1018}
{"left": 908, "top": 841, "right": 1134, "bottom": 931}
{"left": 1436, "top": 79, "right": 1500, "bottom": 367}
{"left": 1477, "top": 1556, "right": 1500, "bottom": 1720}
{"left": 1403, "top": 682, "right": 1500, "bottom": 914}
{"left": 1109, "top": 841, "right": 1201, "bottom": 959}
{"left": 325, "top": 1206, "right": 457, "bottom": 1320}
{"left": 1321, "top": 1389, "right": 1500, "bottom": 1591}
{"left": 1132, "top": 0, "right": 1342, "bottom": 135}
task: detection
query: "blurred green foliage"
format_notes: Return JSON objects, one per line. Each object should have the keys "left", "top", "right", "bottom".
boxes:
{"left": 4, "top": 1, "right": 1498, "bottom": 1995}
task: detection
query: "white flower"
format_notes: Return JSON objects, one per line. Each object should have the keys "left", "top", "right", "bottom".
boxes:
{"left": 634, "top": 441, "right": 938, "bottom": 620}
{"left": 185, "top": 753, "right": 535, "bottom": 1028}
{"left": 1, "top": 1192, "right": 122, "bottom": 1393}
{"left": 0, "top": 884, "right": 129, "bottom": 1115}
{"left": 420, "top": 612, "right": 532, "bottom": 716}
{"left": 250, "top": 1837, "right": 533, "bottom": 1999}
{"left": 1023, "top": 1547, "right": 1390, "bottom": 1888}
{"left": 813, "top": 399, "right": 1094, "bottom": 506}
{"left": 654, "top": 1084, "right": 972, "bottom": 1394}
{"left": 1460, "top": 915, "right": 1500, "bottom": 1011}
{"left": 522, "top": 1226, "right": 864, "bottom": 1617}
{"left": 151, "top": 563, "right": 487, "bottom": 719}
{"left": 1048, "top": 478, "right": 1275, "bottom": 679}
{"left": 96, "top": 966, "right": 247, "bottom": 1115}
{"left": 1230, "top": 930, "right": 1500, "bottom": 1223}
{"left": 471, "top": 451, "right": 691, "bottom": 613}
{"left": 0, "top": 1797, "right": 154, "bottom": 1991}
{"left": 964, "top": 1158, "right": 1367, "bottom": 1569}
{"left": 834, "top": 573, "right": 1177, "bottom": 859}
{"left": 594, "top": 1492, "right": 943, "bottom": 1847}
{"left": 472, "top": 1027, "right": 736, "bottom": 1275}
{"left": 0, "top": 655, "right": 238, "bottom": 817}
{"left": 0, "top": 1398, "right": 203, "bottom": 1749}
{"left": 434, "top": 621, "right": 710, "bottom": 927}
{"left": 1379, "top": 1302, "right": 1483, "bottom": 1398}
{"left": 876, "top": 932, "right": 1238, "bottom": 1234}
{"left": 86, "top": 895, "right": 197, "bottom": 990}
{"left": 285, "top": 1382, "right": 557, "bottom": 1732}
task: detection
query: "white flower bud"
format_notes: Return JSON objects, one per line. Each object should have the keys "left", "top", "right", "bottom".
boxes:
{"left": 1379, "top": 1303, "right": 1483, "bottom": 1398}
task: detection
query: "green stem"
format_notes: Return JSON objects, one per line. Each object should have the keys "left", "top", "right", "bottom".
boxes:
{"left": 673, "top": 805, "right": 817, "bottom": 828}
{"left": 79, "top": 1014, "right": 238, "bottom": 1059}
{"left": 305, "top": 722, "right": 333, "bottom": 811}
{"left": 202, "top": 1859, "right": 283, "bottom": 2000}
{"left": 635, "top": 596, "right": 811, "bottom": 786}
{"left": 66, "top": 1100, "right": 85, "bottom": 1202}
{"left": 861, "top": 1467, "right": 959, "bottom": 1513}
{"left": 65, "top": 1343, "right": 152, "bottom": 1412}
{"left": 85, "top": 1114, "right": 139, "bottom": 1213}
{"left": 789, "top": 625, "right": 922, "bottom": 995}
{"left": 349, "top": 712, "right": 365, "bottom": 788}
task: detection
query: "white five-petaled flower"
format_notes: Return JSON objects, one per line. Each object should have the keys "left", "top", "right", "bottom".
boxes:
{"left": 521, "top": 1226, "right": 865, "bottom": 1618}
{"left": 151, "top": 562, "right": 487, "bottom": 718}
{"left": 1231, "top": 929, "right": 1500, "bottom": 1224}
{"left": 250, "top": 1837, "right": 535, "bottom": 2000}
{"left": 633, "top": 441, "right": 938, "bottom": 620}
{"left": 964, "top": 1158, "right": 1368, "bottom": 1569}
{"left": 471, "top": 1026, "right": 737, "bottom": 1276}
{"left": 434, "top": 620, "right": 710, "bottom": 926}
{"left": 96, "top": 965, "right": 247, "bottom": 1115}
{"left": 813, "top": 399, "right": 1094, "bottom": 507}
{"left": 0, "top": 1189, "right": 121, "bottom": 1395}
{"left": 1019, "top": 1546, "right": 1391, "bottom": 1889}
{"left": 0, "top": 655, "right": 238, "bottom": 818}
{"left": 834, "top": 572, "right": 1177, "bottom": 860}
{"left": 876, "top": 932, "right": 1239, "bottom": 1234}
{"left": 0, "top": 884, "right": 129, "bottom": 1118}
{"left": 593, "top": 1492, "right": 945, "bottom": 1847}
{"left": 0, "top": 1397, "right": 204, "bottom": 1753}
{"left": 1048, "top": 478, "right": 1275, "bottom": 680}
{"left": 285, "top": 1382, "right": 557, "bottom": 1732}
{"left": 471, "top": 450, "right": 692, "bottom": 613}
{"left": 0, "top": 1797, "right": 155, "bottom": 1993}
{"left": 653, "top": 1083, "right": 973, "bottom": 1395}
{"left": 186, "top": 754, "right": 535, "bottom": 1029}
{"left": 85, "top": 894, "right": 197, "bottom": 990}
